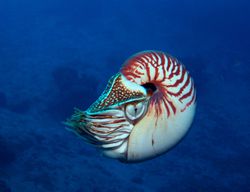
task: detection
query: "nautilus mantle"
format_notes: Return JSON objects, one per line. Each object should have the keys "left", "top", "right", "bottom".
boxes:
{"left": 66, "top": 51, "right": 196, "bottom": 162}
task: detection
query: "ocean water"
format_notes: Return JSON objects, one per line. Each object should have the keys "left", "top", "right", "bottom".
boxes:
{"left": 0, "top": 0, "right": 249, "bottom": 191}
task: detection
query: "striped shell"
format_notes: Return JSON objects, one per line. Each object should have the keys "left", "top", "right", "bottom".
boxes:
{"left": 66, "top": 50, "right": 196, "bottom": 162}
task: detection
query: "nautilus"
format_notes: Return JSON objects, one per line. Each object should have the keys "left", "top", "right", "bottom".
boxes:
{"left": 66, "top": 50, "right": 196, "bottom": 162}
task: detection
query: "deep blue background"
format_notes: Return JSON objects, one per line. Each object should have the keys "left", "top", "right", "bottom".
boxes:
{"left": 0, "top": 0, "right": 249, "bottom": 191}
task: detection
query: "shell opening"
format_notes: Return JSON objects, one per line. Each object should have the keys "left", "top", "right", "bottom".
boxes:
{"left": 142, "top": 83, "right": 157, "bottom": 96}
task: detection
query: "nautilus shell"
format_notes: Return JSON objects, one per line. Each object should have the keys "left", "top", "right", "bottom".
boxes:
{"left": 66, "top": 51, "right": 196, "bottom": 162}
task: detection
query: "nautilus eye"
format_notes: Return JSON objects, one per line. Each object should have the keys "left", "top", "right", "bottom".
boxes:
{"left": 125, "top": 101, "right": 148, "bottom": 124}
{"left": 66, "top": 50, "right": 196, "bottom": 163}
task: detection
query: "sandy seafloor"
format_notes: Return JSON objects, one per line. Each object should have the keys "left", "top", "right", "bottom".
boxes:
{"left": 0, "top": 0, "right": 249, "bottom": 191}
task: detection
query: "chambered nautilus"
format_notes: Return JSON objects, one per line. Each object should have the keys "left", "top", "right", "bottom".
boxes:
{"left": 66, "top": 50, "right": 196, "bottom": 163}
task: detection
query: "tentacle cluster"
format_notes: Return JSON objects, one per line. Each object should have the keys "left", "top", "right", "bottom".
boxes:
{"left": 66, "top": 108, "right": 132, "bottom": 150}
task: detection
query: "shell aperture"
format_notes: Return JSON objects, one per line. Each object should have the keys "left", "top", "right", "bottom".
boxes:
{"left": 66, "top": 51, "right": 196, "bottom": 162}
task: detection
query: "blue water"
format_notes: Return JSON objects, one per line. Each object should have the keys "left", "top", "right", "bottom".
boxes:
{"left": 0, "top": 0, "right": 249, "bottom": 191}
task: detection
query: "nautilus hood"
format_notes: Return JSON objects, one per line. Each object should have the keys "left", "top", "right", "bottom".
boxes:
{"left": 66, "top": 50, "right": 196, "bottom": 163}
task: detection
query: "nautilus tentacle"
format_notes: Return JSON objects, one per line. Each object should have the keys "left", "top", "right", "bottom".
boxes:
{"left": 66, "top": 50, "right": 196, "bottom": 162}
